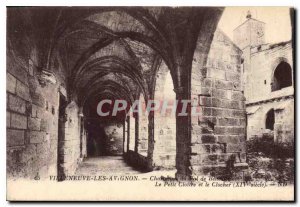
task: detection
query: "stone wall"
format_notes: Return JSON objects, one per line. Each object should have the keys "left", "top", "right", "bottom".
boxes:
{"left": 7, "top": 51, "right": 61, "bottom": 179}
{"left": 7, "top": 47, "right": 85, "bottom": 180}
{"left": 245, "top": 42, "right": 293, "bottom": 103}
{"left": 247, "top": 98, "right": 294, "bottom": 142}
{"left": 244, "top": 42, "right": 294, "bottom": 142}
{"left": 190, "top": 29, "right": 247, "bottom": 175}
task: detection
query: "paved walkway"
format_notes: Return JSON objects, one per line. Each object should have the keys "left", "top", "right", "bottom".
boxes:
{"left": 75, "top": 156, "right": 138, "bottom": 175}
{"left": 75, "top": 156, "right": 176, "bottom": 177}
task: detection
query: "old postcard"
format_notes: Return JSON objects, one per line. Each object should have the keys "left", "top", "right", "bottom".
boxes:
{"left": 6, "top": 6, "right": 295, "bottom": 201}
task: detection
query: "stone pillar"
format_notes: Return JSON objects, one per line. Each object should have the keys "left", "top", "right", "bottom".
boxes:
{"left": 123, "top": 118, "right": 126, "bottom": 154}
{"left": 126, "top": 116, "right": 130, "bottom": 153}
{"left": 134, "top": 114, "right": 139, "bottom": 153}
{"left": 174, "top": 86, "right": 192, "bottom": 180}
{"left": 147, "top": 104, "right": 154, "bottom": 169}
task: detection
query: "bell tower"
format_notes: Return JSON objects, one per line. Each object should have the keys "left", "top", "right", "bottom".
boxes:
{"left": 233, "top": 11, "right": 266, "bottom": 100}
{"left": 233, "top": 11, "right": 266, "bottom": 50}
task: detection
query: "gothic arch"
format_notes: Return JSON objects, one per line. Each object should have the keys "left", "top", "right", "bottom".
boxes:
{"left": 271, "top": 58, "right": 293, "bottom": 91}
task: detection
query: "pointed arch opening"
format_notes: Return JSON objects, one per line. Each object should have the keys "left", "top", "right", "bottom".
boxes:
{"left": 272, "top": 61, "right": 292, "bottom": 91}
{"left": 266, "top": 109, "right": 275, "bottom": 130}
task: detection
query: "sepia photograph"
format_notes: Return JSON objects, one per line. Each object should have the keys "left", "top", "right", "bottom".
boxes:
{"left": 5, "top": 4, "right": 295, "bottom": 201}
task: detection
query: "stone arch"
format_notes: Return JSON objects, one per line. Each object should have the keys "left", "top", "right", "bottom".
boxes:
{"left": 271, "top": 60, "right": 293, "bottom": 91}
{"left": 266, "top": 109, "right": 275, "bottom": 130}
{"left": 152, "top": 62, "right": 176, "bottom": 169}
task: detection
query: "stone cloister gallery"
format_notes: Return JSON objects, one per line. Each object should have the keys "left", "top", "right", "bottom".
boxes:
{"left": 7, "top": 7, "right": 250, "bottom": 181}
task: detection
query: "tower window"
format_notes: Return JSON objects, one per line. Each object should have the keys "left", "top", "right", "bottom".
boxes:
{"left": 271, "top": 61, "right": 292, "bottom": 91}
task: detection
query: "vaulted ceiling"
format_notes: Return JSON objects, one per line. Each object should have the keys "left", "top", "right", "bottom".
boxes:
{"left": 7, "top": 7, "right": 224, "bottom": 116}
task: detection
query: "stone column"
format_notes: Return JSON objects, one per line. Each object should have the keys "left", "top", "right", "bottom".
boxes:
{"left": 126, "top": 116, "right": 130, "bottom": 153}
{"left": 134, "top": 114, "right": 139, "bottom": 153}
{"left": 123, "top": 118, "right": 126, "bottom": 154}
{"left": 174, "top": 86, "right": 192, "bottom": 180}
{"left": 147, "top": 102, "right": 155, "bottom": 170}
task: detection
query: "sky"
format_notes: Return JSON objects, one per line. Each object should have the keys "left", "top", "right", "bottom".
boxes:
{"left": 218, "top": 7, "right": 292, "bottom": 44}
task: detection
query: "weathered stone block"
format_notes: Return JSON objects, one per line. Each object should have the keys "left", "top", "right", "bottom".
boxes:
{"left": 201, "top": 125, "right": 214, "bottom": 134}
{"left": 222, "top": 109, "right": 233, "bottom": 117}
{"left": 11, "top": 113, "right": 27, "bottom": 129}
{"left": 238, "top": 118, "right": 246, "bottom": 126}
{"left": 204, "top": 79, "right": 212, "bottom": 87}
{"left": 7, "top": 111, "right": 11, "bottom": 127}
{"left": 7, "top": 56, "right": 29, "bottom": 86}
{"left": 36, "top": 143, "right": 50, "bottom": 157}
{"left": 20, "top": 144, "right": 37, "bottom": 163}
{"left": 229, "top": 127, "right": 244, "bottom": 135}
{"left": 191, "top": 144, "right": 211, "bottom": 154}
{"left": 202, "top": 107, "right": 212, "bottom": 116}
{"left": 207, "top": 68, "right": 225, "bottom": 80}
{"left": 16, "top": 80, "right": 31, "bottom": 101}
{"left": 212, "top": 88, "right": 231, "bottom": 100}
{"left": 212, "top": 98, "right": 222, "bottom": 107}
{"left": 217, "top": 135, "right": 240, "bottom": 144}
{"left": 211, "top": 143, "right": 225, "bottom": 153}
{"left": 201, "top": 134, "right": 216, "bottom": 143}
{"left": 225, "top": 71, "right": 240, "bottom": 82}
{"left": 31, "top": 92, "right": 45, "bottom": 108}
{"left": 199, "top": 87, "right": 211, "bottom": 96}
{"left": 190, "top": 155, "right": 203, "bottom": 165}
{"left": 198, "top": 116, "right": 217, "bottom": 126}
{"left": 214, "top": 126, "right": 226, "bottom": 134}
{"left": 217, "top": 117, "right": 239, "bottom": 126}
{"left": 230, "top": 100, "right": 241, "bottom": 109}
{"left": 7, "top": 73, "right": 16, "bottom": 94}
{"left": 215, "top": 80, "right": 233, "bottom": 90}
{"left": 231, "top": 91, "right": 245, "bottom": 101}
{"left": 28, "top": 117, "right": 41, "bottom": 130}
{"left": 8, "top": 94, "right": 26, "bottom": 114}
{"left": 27, "top": 131, "right": 46, "bottom": 144}
{"left": 199, "top": 96, "right": 212, "bottom": 106}
{"left": 7, "top": 129, "right": 25, "bottom": 146}
{"left": 40, "top": 117, "right": 53, "bottom": 132}
{"left": 212, "top": 108, "right": 223, "bottom": 116}
{"left": 226, "top": 144, "right": 241, "bottom": 152}
{"left": 207, "top": 154, "right": 218, "bottom": 161}
{"left": 232, "top": 109, "right": 245, "bottom": 118}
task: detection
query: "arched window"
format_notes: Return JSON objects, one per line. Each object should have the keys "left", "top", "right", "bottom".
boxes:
{"left": 271, "top": 62, "right": 292, "bottom": 91}
{"left": 265, "top": 109, "right": 275, "bottom": 130}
